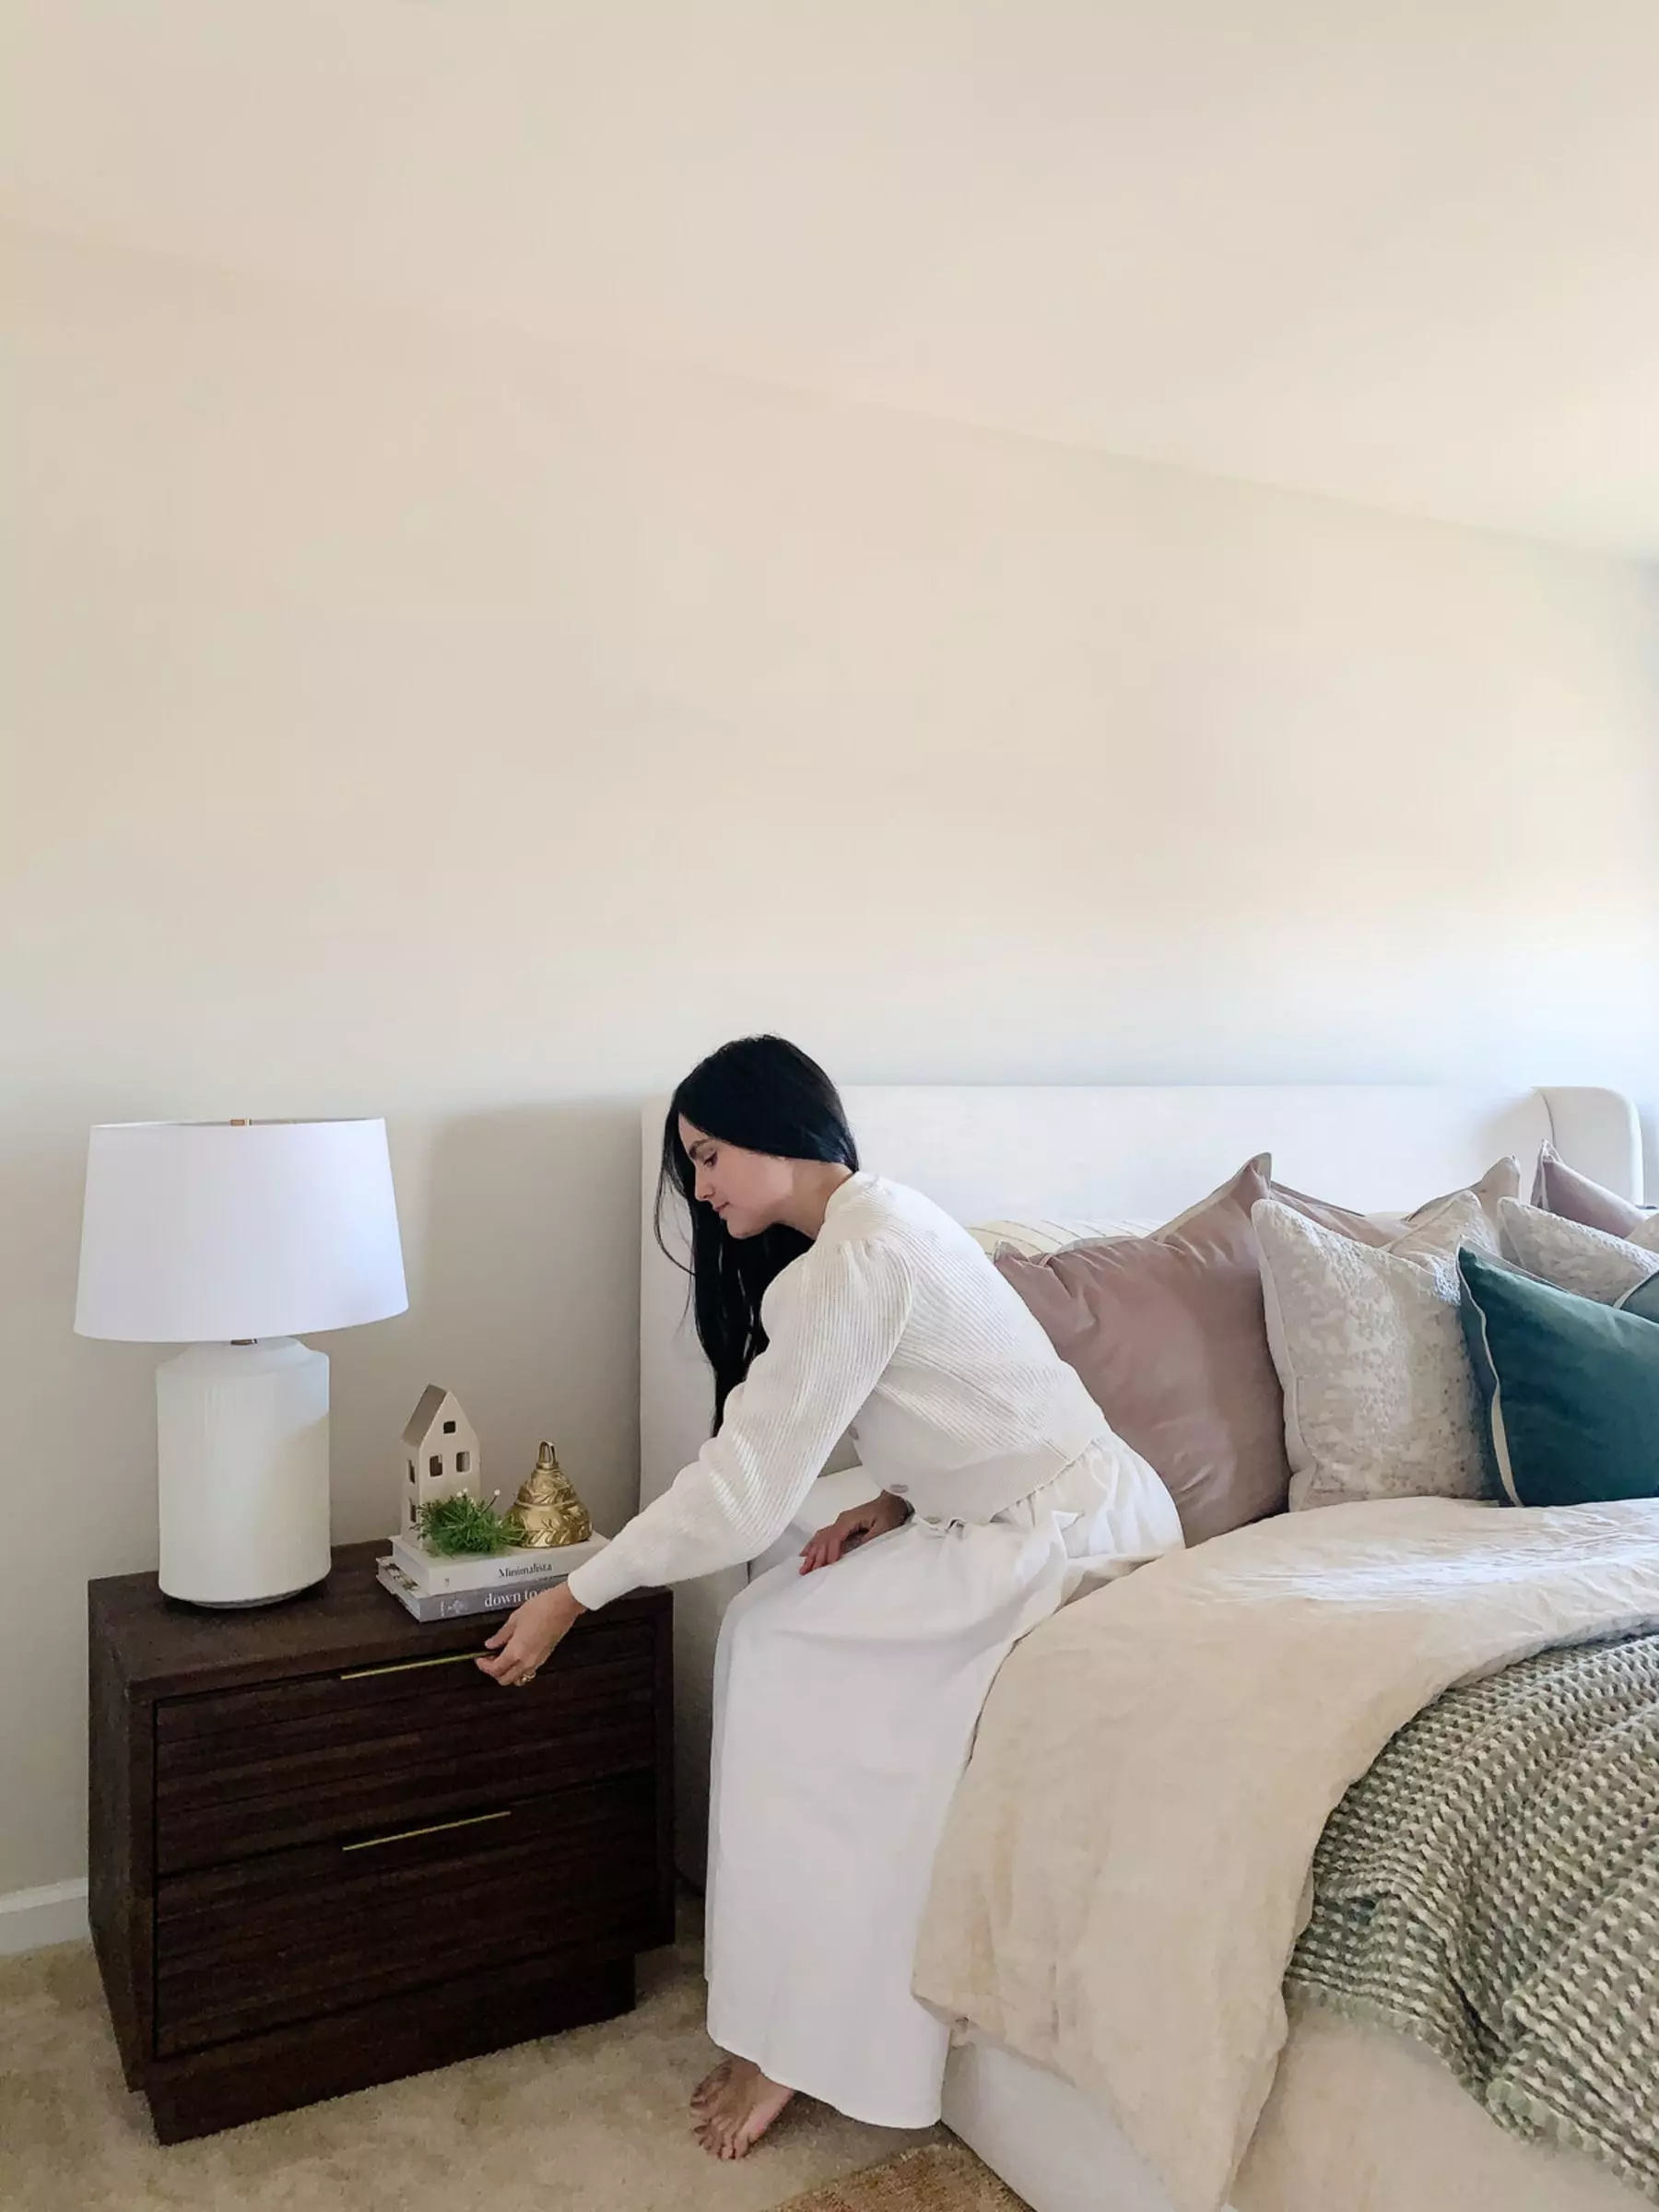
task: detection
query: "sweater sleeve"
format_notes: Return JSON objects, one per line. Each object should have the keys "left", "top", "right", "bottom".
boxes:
{"left": 565, "top": 1234, "right": 913, "bottom": 1610}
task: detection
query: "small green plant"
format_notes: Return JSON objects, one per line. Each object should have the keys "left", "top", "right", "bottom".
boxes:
{"left": 413, "top": 1491, "right": 522, "bottom": 1556}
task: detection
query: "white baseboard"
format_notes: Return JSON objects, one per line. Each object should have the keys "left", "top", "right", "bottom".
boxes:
{"left": 0, "top": 1878, "right": 89, "bottom": 1956}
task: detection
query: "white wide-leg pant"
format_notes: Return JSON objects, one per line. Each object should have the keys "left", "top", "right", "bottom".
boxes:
{"left": 703, "top": 1438, "right": 1182, "bottom": 2129}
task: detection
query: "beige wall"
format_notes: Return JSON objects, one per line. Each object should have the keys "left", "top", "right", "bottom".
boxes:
{"left": 4, "top": 222, "right": 1656, "bottom": 1895}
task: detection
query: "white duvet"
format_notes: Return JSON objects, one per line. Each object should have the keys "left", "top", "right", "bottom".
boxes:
{"left": 912, "top": 1495, "right": 1659, "bottom": 2212}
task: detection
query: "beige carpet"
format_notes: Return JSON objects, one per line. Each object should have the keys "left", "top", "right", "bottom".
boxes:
{"left": 778, "top": 2143, "right": 1026, "bottom": 2210}
{"left": 0, "top": 1902, "right": 972, "bottom": 2212}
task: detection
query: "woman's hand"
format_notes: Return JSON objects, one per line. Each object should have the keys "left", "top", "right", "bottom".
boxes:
{"left": 476, "top": 1583, "right": 586, "bottom": 1688}
{"left": 799, "top": 1490, "right": 912, "bottom": 1574}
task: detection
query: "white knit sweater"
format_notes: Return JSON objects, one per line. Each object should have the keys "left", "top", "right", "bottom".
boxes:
{"left": 567, "top": 1171, "right": 1124, "bottom": 1611}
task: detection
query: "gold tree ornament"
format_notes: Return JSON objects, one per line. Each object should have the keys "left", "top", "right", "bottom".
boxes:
{"left": 505, "top": 1441, "right": 594, "bottom": 1548}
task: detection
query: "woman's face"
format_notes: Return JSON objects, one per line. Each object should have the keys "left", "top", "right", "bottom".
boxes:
{"left": 677, "top": 1118, "right": 797, "bottom": 1240}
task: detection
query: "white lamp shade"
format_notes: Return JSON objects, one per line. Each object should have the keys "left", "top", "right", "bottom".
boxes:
{"left": 75, "top": 1118, "right": 409, "bottom": 1342}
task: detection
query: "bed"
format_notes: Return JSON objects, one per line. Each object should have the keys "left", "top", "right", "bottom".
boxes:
{"left": 636, "top": 1083, "right": 1653, "bottom": 2212}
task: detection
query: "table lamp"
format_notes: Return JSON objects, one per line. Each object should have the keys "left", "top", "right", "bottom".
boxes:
{"left": 75, "top": 1117, "right": 408, "bottom": 1606}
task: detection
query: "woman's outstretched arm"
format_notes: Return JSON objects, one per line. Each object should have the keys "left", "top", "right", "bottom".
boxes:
{"left": 564, "top": 1235, "right": 913, "bottom": 1612}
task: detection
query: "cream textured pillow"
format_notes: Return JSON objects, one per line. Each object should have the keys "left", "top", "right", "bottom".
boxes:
{"left": 1359, "top": 1155, "right": 1520, "bottom": 1240}
{"left": 1496, "top": 1197, "right": 1659, "bottom": 1306}
{"left": 1253, "top": 1194, "right": 1492, "bottom": 1512}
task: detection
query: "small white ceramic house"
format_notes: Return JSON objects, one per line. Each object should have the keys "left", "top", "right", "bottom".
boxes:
{"left": 400, "top": 1385, "right": 479, "bottom": 1534}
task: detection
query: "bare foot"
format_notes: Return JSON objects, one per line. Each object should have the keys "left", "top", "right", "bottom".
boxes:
{"left": 693, "top": 2056, "right": 796, "bottom": 2159}
{"left": 690, "top": 2056, "right": 733, "bottom": 2116}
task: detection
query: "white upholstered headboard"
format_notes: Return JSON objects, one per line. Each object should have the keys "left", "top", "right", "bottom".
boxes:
{"left": 638, "top": 1082, "right": 1641, "bottom": 1875}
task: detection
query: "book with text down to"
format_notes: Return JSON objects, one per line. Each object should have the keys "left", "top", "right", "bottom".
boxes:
{"left": 375, "top": 1557, "right": 595, "bottom": 1622}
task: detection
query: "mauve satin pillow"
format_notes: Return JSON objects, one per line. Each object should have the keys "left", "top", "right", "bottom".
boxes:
{"left": 1532, "top": 1143, "right": 1653, "bottom": 1240}
{"left": 994, "top": 1152, "right": 1520, "bottom": 1545}
{"left": 995, "top": 1157, "right": 1289, "bottom": 1544}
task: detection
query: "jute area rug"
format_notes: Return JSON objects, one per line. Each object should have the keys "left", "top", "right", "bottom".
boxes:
{"left": 777, "top": 2141, "right": 1028, "bottom": 2210}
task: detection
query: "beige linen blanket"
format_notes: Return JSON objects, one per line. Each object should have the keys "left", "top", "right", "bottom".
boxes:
{"left": 912, "top": 1496, "right": 1659, "bottom": 2212}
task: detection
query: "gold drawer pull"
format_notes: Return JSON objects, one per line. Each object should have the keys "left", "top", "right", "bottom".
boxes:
{"left": 342, "top": 1809, "right": 511, "bottom": 1853}
{"left": 339, "top": 1650, "right": 482, "bottom": 1680}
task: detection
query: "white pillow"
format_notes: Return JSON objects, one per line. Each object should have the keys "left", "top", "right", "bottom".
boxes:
{"left": 1498, "top": 1196, "right": 1659, "bottom": 1306}
{"left": 1253, "top": 1193, "right": 1492, "bottom": 1512}
{"left": 965, "top": 1214, "right": 1157, "bottom": 1258}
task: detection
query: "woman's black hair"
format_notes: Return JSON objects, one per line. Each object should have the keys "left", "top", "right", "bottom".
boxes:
{"left": 659, "top": 1034, "right": 858, "bottom": 1428}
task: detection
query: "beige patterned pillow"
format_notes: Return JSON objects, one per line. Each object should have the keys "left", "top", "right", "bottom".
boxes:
{"left": 1253, "top": 1193, "right": 1492, "bottom": 1512}
{"left": 1497, "top": 1197, "right": 1659, "bottom": 1305}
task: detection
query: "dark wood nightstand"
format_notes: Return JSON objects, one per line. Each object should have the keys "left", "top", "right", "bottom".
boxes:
{"left": 88, "top": 1539, "right": 673, "bottom": 2142}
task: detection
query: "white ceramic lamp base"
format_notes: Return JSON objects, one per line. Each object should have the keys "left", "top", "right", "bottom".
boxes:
{"left": 155, "top": 1339, "right": 332, "bottom": 1606}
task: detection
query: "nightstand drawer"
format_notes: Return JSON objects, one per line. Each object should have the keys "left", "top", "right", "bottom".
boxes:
{"left": 155, "top": 1615, "right": 656, "bottom": 1874}
{"left": 155, "top": 1772, "right": 660, "bottom": 2057}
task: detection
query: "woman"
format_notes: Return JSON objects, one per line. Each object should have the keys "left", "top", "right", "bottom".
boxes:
{"left": 477, "top": 1036, "right": 1182, "bottom": 2159}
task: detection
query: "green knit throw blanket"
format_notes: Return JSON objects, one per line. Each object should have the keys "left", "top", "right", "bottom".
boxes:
{"left": 1287, "top": 1630, "right": 1659, "bottom": 2204}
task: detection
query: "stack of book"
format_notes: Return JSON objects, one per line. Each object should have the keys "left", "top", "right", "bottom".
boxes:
{"left": 375, "top": 1529, "right": 610, "bottom": 1622}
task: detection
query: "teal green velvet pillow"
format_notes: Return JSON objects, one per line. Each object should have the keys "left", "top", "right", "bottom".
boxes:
{"left": 1458, "top": 1246, "right": 1659, "bottom": 1507}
